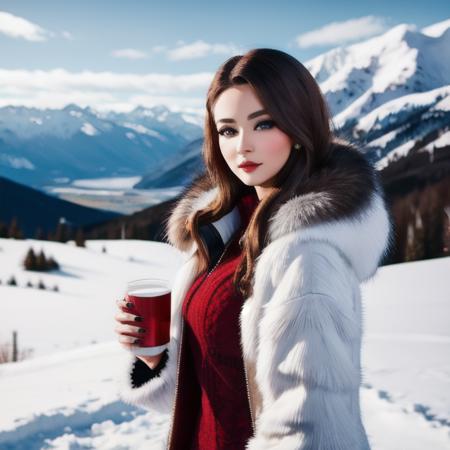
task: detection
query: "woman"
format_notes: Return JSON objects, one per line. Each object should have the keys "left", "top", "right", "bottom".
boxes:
{"left": 115, "top": 48, "right": 394, "bottom": 449}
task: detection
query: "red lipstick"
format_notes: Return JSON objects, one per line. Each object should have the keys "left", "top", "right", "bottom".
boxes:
{"left": 238, "top": 161, "right": 262, "bottom": 173}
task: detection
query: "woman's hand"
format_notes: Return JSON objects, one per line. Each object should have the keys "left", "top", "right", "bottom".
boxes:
{"left": 114, "top": 298, "right": 165, "bottom": 369}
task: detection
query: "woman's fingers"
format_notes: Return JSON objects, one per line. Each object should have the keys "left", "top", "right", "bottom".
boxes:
{"left": 114, "top": 310, "right": 143, "bottom": 323}
{"left": 114, "top": 297, "right": 147, "bottom": 350}
{"left": 116, "top": 297, "right": 134, "bottom": 310}
{"left": 115, "top": 323, "right": 147, "bottom": 336}
{"left": 114, "top": 298, "right": 142, "bottom": 324}
{"left": 118, "top": 334, "right": 142, "bottom": 350}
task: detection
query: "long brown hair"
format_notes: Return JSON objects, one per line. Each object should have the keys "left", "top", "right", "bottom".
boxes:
{"left": 188, "top": 48, "right": 336, "bottom": 298}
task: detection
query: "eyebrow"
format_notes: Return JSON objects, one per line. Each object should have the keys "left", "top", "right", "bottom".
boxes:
{"left": 216, "top": 109, "right": 268, "bottom": 124}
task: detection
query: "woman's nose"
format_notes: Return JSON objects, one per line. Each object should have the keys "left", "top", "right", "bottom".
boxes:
{"left": 236, "top": 131, "right": 253, "bottom": 153}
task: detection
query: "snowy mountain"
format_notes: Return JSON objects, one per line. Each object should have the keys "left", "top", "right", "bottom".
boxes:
{"left": 103, "top": 105, "right": 203, "bottom": 142}
{"left": 0, "top": 104, "right": 203, "bottom": 188}
{"left": 305, "top": 19, "right": 450, "bottom": 167}
{"left": 307, "top": 21, "right": 450, "bottom": 123}
{"left": 134, "top": 137, "right": 204, "bottom": 189}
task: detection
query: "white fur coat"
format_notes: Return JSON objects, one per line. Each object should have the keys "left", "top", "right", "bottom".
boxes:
{"left": 118, "top": 144, "right": 394, "bottom": 449}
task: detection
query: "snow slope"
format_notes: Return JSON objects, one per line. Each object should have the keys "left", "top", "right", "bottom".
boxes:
{"left": 0, "top": 238, "right": 184, "bottom": 357}
{"left": 0, "top": 238, "right": 449, "bottom": 449}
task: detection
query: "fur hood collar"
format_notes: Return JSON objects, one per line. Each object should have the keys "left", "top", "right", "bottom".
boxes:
{"left": 164, "top": 143, "right": 394, "bottom": 282}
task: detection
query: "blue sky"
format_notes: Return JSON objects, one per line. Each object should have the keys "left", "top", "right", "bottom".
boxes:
{"left": 0, "top": 0, "right": 448, "bottom": 111}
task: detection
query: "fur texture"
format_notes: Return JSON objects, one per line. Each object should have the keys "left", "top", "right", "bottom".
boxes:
{"left": 118, "top": 143, "right": 394, "bottom": 449}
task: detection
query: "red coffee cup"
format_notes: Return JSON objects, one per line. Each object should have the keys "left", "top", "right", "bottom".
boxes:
{"left": 125, "top": 278, "right": 171, "bottom": 356}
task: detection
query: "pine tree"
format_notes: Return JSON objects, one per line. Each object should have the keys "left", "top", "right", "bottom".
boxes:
{"left": 422, "top": 189, "right": 445, "bottom": 259}
{"left": 75, "top": 228, "right": 86, "bottom": 247}
{"left": 37, "top": 279, "right": 46, "bottom": 290}
{"left": 23, "top": 248, "right": 37, "bottom": 270}
{"left": 413, "top": 208, "right": 425, "bottom": 260}
{"left": 126, "top": 223, "right": 138, "bottom": 239}
{"left": 107, "top": 226, "right": 119, "bottom": 239}
{"left": 390, "top": 198, "right": 407, "bottom": 263}
{"left": 7, "top": 276, "right": 17, "bottom": 286}
{"left": 36, "top": 249, "right": 47, "bottom": 271}
{"left": 8, "top": 217, "right": 23, "bottom": 239}
{"left": 47, "top": 256, "right": 60, "bottom": 270}
{"left": 34, "top": 227, "right": 46, "bottom": 240}
{"left": 443, "top": 207, "right": 450, "bottom": 256}
{"left": 0, "top": 221, "right": 7, "bottom": 238}
{"left": 54, "top": 220, "right": 69, "bottom": 243}
{"left": 405, "top": 205, "right": 425, "bottom": 262}
{"left": 24, "top": 247, "right": 60, "bottom": 272}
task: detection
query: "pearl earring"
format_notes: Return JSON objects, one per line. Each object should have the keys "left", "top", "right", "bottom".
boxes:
{"left": 293, "top": 143, "right": 301, "bottom": 150}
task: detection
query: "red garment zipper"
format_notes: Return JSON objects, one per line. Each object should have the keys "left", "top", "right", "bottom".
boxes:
{"left": 166, "top": 230, "right": 256, "bottom": 449}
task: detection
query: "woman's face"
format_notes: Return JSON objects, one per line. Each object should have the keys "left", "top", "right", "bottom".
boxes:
{"left": 212, "top": 84, "right": 293, "bottom": 201}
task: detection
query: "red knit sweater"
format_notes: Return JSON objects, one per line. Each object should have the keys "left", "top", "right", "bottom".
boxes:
{"left": 170, "top": 192, "right": 259, "bottom": 450}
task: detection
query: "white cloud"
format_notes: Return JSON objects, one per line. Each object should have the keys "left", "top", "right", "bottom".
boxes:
{"left": 0, "top": 68, "right": 211, "bottom": 112}
{"left": 108, "top": 40, "right": 241, "bottom": 62}
{"left": 167, "top": 40, "right": 243, "bottom": 61}
{"left": 0, "top": 68, "right": 212, "bottom": 91}
{"left": 296, "top": 16, "right": 388, "bottom": 48}
{"left": 111, "top": 48, "right": 148, "bottom": 60}
{"left": 0, "top": 10, "right": 51, "bottom": 42}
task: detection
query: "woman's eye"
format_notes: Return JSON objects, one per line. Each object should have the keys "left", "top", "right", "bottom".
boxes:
{"left": 218, "top": 127, "right": 235, "bottom": 137}
{"left": 256, "top": 120, "right": 275, "bottom": 130}
{"left": 218, "top": 120, "right": 275, "bottom": 137}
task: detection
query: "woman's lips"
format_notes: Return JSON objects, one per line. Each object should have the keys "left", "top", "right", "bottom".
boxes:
{"left": 239, "top": 163, "right": 261, "bottom": 173}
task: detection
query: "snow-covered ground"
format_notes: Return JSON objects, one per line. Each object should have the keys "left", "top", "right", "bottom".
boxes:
{"left": 0, "top": 238, "right": 449, "bottom": 449}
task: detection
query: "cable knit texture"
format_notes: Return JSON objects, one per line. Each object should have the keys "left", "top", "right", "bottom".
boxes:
{"left": 176, "top": 193, "right": 258, "bottom": 449}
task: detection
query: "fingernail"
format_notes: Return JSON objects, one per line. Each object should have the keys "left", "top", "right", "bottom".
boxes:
{"left": 133, "top": 338, "right": 141, "bottom": 344}
{"left": 126, "top": 302, "right": 133, "bottom": 308}
{"left": 138, "top": 328, "right": 146, "bottom": 333}
{"left": 134, "top": 316, "right": 143, "bottom": 322}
